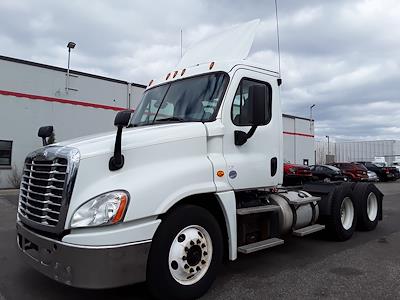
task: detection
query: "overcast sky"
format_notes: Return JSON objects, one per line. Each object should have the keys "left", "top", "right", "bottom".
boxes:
{"left": 1, "top": 0, "right": 399, "bottom": 141}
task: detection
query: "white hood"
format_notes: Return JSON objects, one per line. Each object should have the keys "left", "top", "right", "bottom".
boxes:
{"left": 56, "top": 123, "right": 207, "bottom": 160}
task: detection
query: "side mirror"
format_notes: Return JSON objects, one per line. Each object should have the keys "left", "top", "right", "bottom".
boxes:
{"left": 249, "top": 85, "right": 267, "bottom": 126}
{"left": 114, "top": 110, "right": 133, "bottom": 127}
{"left": 38, "top": 126, "right": 54, "bottom": 146}
{"left": 234, "top": 85, "right": 267, "bottom": 146}
{"left": 109, "top": 110, "right": 133, "bottom": 171}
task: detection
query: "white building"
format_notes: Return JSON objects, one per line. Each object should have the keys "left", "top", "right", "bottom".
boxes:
{"left": 316, "top": 139, "right": 400, "bottom": 165}
{"left": 0, "top": 55, "right": 146, "bottom": 188}
{"left": 0, "top": 55, "right": 315, "bottom": 188}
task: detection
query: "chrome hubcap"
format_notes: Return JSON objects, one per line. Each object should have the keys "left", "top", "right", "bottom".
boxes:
{"left": 168, "top": 225, "right": 212, "bottom": 285}
{"left": 367, "top": 192, "right": 378, "bottom": 221}
{"left": 340, "top": 197, "right": 354, "bottom": 230}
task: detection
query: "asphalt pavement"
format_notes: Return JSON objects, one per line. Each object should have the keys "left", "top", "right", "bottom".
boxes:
{"left": 0, "top": 182, "right": 399, "bottom": 299}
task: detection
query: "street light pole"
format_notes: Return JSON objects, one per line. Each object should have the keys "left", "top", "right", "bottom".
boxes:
{"left": 326, "top": 135, "right": 330, "bottom": 155}
{"left": 66, "top": 41, "right": 76, "bottom": 94}
{"left": 310, "top": 104, "right": 315, "bottom": 131}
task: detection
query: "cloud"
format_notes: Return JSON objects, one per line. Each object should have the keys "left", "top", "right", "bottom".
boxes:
{"left": 0, "top": 0, "right": 399, "bottom": 140}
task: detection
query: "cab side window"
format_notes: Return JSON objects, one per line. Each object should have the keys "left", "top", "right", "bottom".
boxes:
{"left": 231, "top": 78, "right": 272, "bottom": 126}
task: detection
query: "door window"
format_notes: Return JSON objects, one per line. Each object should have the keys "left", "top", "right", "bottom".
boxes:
{"left": 231, "top": 78, "right": 272, "bottom": 126}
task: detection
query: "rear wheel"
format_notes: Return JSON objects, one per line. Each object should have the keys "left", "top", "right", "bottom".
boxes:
{"left": 147, "top": 205, "right": 223, "bottom": 300}
{"left": 352, "top": 183, "right": 381, "bottom": 231}
{"left": 326, "top": 184, "right": 357, "bottom": 241}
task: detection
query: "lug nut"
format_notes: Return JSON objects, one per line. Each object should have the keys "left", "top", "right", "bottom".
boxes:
{"left": 171, "top": 261, "right": 178, "bottom": 270}
{"left": 178, "top": 234, "right": 186, "bottom": 243}
{"left": 201, "top": 243, "right": 206, "bottom": 248}
{"left": 185, "top": 247, "right": 189, "bottom": 252}
{"left": 197, "top": 239, "right": 201, "bottom": 244}
{"left": 190, "top": 241, "right": 195, "bottom": 246}
{"left": 201, "top": 260, "right": 206, "bottom": 265}
{"left": 203, "top": 251, "right": 208, "bottom": 256}
{"left": 184, "top": 264, "right": 189, "bottom": 269}
{"left": 182, "top": 256, "right": 187, "bottom": 261}
{"left": 196, "top": 266, "right": 201, "bottom": 271}
{"left": 190, "top": 268, "right": 194, "bottom": 273}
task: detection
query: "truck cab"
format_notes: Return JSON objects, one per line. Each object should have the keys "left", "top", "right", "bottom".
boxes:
{"left": 16, "top": 20, "right": 383, "bottom": 300}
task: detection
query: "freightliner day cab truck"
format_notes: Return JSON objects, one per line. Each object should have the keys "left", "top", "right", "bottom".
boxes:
{"left": 16, "top": 20, "right": 383, "bottom": 299}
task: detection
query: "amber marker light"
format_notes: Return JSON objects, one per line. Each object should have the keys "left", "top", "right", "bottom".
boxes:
{"left": 217, "top": 170, "right": 224, "bottom": 177}
{"left": 112, "top": 194, "right": 128, "bottom": 224}
{"left": 209, "top": 62, "right": 215, "bottom": 70}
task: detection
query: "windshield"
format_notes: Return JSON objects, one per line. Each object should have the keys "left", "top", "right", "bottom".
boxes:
{"left": 131, "top": 72, "right": 229, "bottom": 127}
{"left": 326, "top": 165, "right": 340, "bottom": 172}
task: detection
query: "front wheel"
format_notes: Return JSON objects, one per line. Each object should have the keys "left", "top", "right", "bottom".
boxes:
{"left": 147, "top": 205, "right": 223, "bottom": 300}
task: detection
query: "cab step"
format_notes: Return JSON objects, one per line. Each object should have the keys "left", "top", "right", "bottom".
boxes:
{"left": 237, "top": 238, "right": 284, "bottom": 254}
{"left": 292, "top": 224, "right": 326, "bottom": 237}
{"left": 236, "top": 205, "right": 280, "bottom": 215}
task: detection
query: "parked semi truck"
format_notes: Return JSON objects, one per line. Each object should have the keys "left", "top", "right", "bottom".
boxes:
{"left": 16, "top": 20, "right": 383, "bottom": 299}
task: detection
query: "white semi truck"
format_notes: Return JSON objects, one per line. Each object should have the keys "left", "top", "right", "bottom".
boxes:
{"left": 16, "top": 20, "right": 383, "bottom": 299}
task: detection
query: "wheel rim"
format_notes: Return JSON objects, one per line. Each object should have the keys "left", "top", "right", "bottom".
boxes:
{"left": 367, "top": 192, "right": 378, "bottom": 221}
{"left": 168, "top": 225, "right": 213, "bottom": 285}
{"left": 340, "top": 197, "right": 354, "bottom": 230}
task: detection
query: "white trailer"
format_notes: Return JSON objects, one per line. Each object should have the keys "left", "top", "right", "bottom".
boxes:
{"left": 15, "top": 20, "right": 382, "bottom": 300}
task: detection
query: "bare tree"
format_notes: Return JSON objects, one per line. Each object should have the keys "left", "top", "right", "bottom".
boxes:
{"left": 8, "top": 164, "right": 22, "bottom": 188}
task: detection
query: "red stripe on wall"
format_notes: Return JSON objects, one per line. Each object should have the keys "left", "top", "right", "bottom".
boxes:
{"left": 0, "top": 89, "right": 126, "bottom": 111}
{"left": 283, "top": 131, "right": 314, "bottom": 138}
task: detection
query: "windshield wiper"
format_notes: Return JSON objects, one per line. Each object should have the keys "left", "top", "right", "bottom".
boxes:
{"left": 154, "top": 117, "right": 186, "bottom": 123}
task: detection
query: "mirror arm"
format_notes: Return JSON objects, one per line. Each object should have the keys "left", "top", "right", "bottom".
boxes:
{"left": 41, "top": 137, "right": 48, "bottom": 147}
{"left": 109, "top": 125, "right": 125, "bottom": 171}
{"left": 234, "top": 125, "right": 258, "bottom": 146}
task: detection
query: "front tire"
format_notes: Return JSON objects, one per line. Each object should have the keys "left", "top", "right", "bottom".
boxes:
{"left": 147, "top": 205, "right": 223, "bottom": 300}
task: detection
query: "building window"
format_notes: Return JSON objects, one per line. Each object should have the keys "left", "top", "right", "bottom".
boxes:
{"left": 231, "top": 78, "right": 272, "bottom": 126}
{"left": 0, "top": 140, "right": 12, "bottom": 167}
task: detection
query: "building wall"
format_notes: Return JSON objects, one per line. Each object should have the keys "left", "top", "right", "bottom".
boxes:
{"left": 316, "top": 140, "right": 400, "bottom": 165}
{"left": 0, "top": 56, "right": 146, "bottom": 188}
{"left": 282, "top": 114, "right": 315, "bottom": 166}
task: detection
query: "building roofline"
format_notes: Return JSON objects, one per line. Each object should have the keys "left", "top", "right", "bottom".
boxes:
{"left": 0, "top": 54, "right": 147, "bottom": 89}
{"left": 282, "top": 113, "right": 313, "bottom": 122}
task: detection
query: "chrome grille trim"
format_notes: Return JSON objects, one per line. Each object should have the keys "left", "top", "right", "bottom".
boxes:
{"left": 18, "top": 146, "right": 80, "bottom": 234}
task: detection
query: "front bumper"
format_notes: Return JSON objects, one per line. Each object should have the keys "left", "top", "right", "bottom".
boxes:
{"left": 16, "top": 221, "right": 151, "bottom": 289}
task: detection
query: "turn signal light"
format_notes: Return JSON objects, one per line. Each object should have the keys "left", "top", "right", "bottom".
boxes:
{"left": 112, "top": 194, "right": 128, "bottom": 224}
{"left": 217, "top": 170, "right": 224, "bottom": 177}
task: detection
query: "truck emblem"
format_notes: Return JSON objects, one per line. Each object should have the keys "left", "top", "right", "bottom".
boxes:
{"left": 229, "top": 170, "right": 237, "bottom": 179}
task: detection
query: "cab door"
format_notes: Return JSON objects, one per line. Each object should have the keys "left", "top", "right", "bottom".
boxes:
{"left": 221, "top": 68, "right": 282, "bottom": 190}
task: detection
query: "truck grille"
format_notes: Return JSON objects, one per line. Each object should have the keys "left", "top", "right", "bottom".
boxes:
{"left": 18, "top": 146, "right": 80, "bottom": 234}
{"left": 19, "top": 158, "right": 68, "bottom": 226}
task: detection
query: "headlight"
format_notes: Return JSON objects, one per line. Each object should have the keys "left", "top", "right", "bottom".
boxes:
{"left": 71, "top": 191, "right": 129, "bottom": 228}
